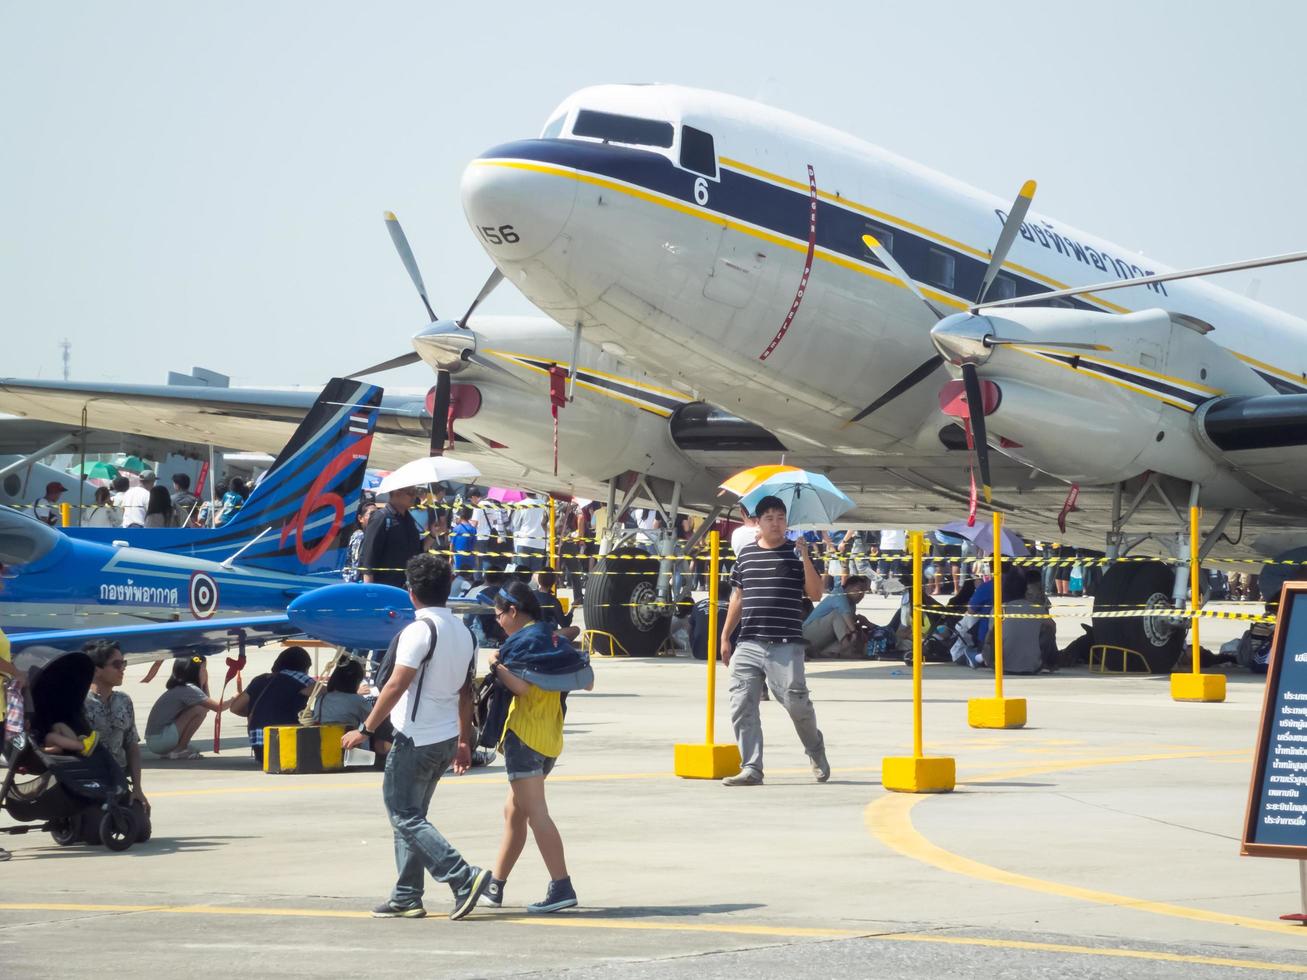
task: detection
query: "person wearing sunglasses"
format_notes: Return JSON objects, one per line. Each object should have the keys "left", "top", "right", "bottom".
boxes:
{"left": 84, "top": 640, "right": 149, "bottom": 814}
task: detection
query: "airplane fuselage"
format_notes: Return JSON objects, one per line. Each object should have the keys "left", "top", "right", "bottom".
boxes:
{"left": 461, "top": 84, "right": 1307, "bottom": 519}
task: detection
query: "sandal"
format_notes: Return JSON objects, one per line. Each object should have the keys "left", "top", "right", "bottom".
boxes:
{"left": 166, "top": 747, "right": 203, "bottom": 760}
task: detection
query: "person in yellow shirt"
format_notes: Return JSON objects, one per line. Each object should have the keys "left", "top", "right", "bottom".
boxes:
{"left": 483, "top": 581, "right": 585, "bottom": 914}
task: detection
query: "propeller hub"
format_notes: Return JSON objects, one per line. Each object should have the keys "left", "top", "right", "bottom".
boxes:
{"left": 930, "top": 313, "right": 995, "bottom": 366}
{"left": 412, "top": 321, "right": 476, "bottom": 373}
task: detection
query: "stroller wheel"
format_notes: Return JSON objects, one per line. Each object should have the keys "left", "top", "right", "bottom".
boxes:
{"left": 50, "top": 818, "right": 80, "bottom": 847}
{"left": 100, "top": 807, "right": 138, "bottom": 852}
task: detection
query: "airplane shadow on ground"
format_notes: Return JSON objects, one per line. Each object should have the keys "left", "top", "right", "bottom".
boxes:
{"left": 140, "top": 755, "right": 267, "bottom": 773}
{"left": 8, "top": 835, "right": 254, "bottom": 860}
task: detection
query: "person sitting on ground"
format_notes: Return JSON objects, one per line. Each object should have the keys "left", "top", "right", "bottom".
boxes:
{"left": 464, "top": 570, "right": 507, "bottom": 649}
{"left": 802, "top": 575, "right": 873, "bottom": 658}
{"left": 313, "top": 657, "right": 392, "bottom": 757}
{"left": 230, "top": 646, "right": 315, "bottom": 766}
{"left": 978, "top": 569, "right": 1050, "bottom": 674}
{"left": 84, "top": 640, "right": 149, "bottom": 813}
{"left": 143, "top": 656, "right": 232, "bottom": 760}
{"left": 532, "top": 570, "right": 581, "bottom": 643}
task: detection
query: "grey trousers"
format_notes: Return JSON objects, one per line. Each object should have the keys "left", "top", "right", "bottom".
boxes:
{"left": 728, "top": 639, "right": 824, "bottom": 776}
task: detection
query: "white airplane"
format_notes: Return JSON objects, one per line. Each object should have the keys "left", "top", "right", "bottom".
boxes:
{"left": 458, "top": 82, "right": 1307, "bottom": 670}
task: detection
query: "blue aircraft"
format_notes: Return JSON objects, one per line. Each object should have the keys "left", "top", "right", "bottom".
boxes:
{"left": 0, "top": 377, "right": 382, "bottom": 636}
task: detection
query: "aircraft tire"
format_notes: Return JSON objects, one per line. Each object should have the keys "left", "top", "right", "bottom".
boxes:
{"left": 1092, "top": 561, "right": 1184, "bottom": 673}
{"left": 582, "top": 547, "right": 670, "bottom": 657}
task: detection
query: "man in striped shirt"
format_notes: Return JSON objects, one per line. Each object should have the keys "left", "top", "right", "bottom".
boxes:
{"left": 719, "top": 495, "right": 830, "bottom": 786}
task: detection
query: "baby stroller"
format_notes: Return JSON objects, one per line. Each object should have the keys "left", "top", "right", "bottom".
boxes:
{"left": 1, "top": 649, "right": 149, "bottom": 852}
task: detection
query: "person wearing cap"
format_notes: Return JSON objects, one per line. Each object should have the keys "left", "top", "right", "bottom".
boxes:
{"left": 120, "top": 471, "right": 153, "bottom": 528}
{"left": 360, "top": 486, "right": 424, "bottom": 590}
{"left": 32, "top": 481, "right": 69, "bottom": 526}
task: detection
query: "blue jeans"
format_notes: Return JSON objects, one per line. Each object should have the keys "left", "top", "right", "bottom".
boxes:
{"left": 382, "top": 732, "right": 476, "bottom": 906}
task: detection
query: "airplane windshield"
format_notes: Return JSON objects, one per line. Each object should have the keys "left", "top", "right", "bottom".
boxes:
{"left": 541, "top": 114, "right": 566, "bottom": 139}
{"left": 572, "top": 109, "right": 674, "bottom": 149}
{"left": 0, "top": 506, "right": 61, "bottom": 567}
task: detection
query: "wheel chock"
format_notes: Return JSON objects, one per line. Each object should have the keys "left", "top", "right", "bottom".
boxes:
{"left": 263, "top": 724, "right": 347, "bottom": 774}
{"left": 882, "top": 755, "right": 955, "bottom": 793}
{"left": 673, "top": 742, "right": 741, "bottom": 779}
{"left": 968, "top": 696, "right": 1027, "bottom": 729}
{"left": 1170, "top": 673, "right": 1227, "bottom": 703}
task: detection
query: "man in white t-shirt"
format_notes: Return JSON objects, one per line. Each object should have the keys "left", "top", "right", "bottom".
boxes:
{"left": 342, "top": 553, "right": 491, "bottom": 920}
{"left": 730, "top": 505, "right": 759, "bottom": 557}
{"left": 468, "top": 488, "right": 493, "bottom": 573}
{"left": 120, "top": 474, "right": 152, "bottom": 528}
{"left": 511, "top": 494, "right": 548, "bottom": 572}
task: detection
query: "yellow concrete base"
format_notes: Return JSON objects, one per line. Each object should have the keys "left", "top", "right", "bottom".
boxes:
{"left": 673, "top": 742, "right": 742, "bottom": 779}
{"left": 882, "top": 755, "right": 956, "bottom": 794}
{"left": 263, "top": 724, "right": 346, "bottom": 774}
{"left": 968, "top": 696, "right": 1028, "bottom": 729}
{"left": 1170, "top": 672, "right": 1227, "bottom": 703}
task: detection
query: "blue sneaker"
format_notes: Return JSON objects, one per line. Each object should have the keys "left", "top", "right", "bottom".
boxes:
{"left": 527, "top": 876, "right": 577, "bottom": 914}
{"left": 450, "top": 867, "right": 491, "bottom": 921}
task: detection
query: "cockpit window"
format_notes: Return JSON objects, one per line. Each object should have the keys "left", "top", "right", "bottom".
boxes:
{"left": 0, "top": 506, "right": 60, "bottom": 566}
{"left": 572, "top": 109, "right": 674, "bottom": 148}
{"left": 541, "top": 114, "right": 566, "bottom": 140}
{"left": 679, "top": 125, "right": 717, "bottom": 178}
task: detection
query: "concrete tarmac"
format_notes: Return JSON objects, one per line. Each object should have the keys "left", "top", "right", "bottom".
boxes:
{"left": 3, "top": 596, "right": 1304, "bottom": 978}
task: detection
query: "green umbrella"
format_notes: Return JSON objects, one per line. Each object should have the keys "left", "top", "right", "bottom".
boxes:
{"left": 74, "top": 460, "right": 119, "bottom": 480}
{"left": 119, "top": 455, "right": 145, "bottom": 473}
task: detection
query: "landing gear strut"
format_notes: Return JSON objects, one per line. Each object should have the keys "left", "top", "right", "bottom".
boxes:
{"left": 1093, "top": 478, "right": 1235, "bottom": 673}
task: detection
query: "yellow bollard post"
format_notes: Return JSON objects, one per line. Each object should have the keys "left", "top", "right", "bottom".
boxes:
{"left": 548, "top": 497, "right": 557, "bottom": 571}
{"left": 882, "top": 531, "right": 955, "bottom": 792}
{"left": 674, "top": 530, "right": 742, "bottom": 778}
{"left": 1171, "top": 505, "right": 1226, "bottom": 702}
{"left": 968, "top": 512, "right": 1027, "bottom": 728}
{"left": 60, "top": 502, "right": 71, "bottom": 528}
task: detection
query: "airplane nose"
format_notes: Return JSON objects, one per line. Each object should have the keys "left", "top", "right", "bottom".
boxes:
{"left": 461, "top": 153, "right": 577, "bottom": 260}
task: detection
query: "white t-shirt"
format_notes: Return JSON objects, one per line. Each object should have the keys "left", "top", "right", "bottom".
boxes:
{"left": 121, "top": 486, "right": 151, "bottom": 527}
{"left": 389, "top": 606, "right": 475, "bottom": 746}
{"left": 512, "top": 503, "right": 547, "bottom": 551}
{"left": 472, "top": 505, "right": 492, "bottom": 538}
{"left": 879, "top": 529, "right": 906, "bottom": 552}
{"left": 730, "top": 524, "right": 759, "bottom": 557}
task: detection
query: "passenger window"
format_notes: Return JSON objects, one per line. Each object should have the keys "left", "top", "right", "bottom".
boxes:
{"left": 573, "top": 109, "right": 674, "bottom": 148}
{"left": 987, "top": 274, "right": 1016, "bottom": 301}
{"left": 680, "top": 125, "right": 717, "bottom": 177}
{"left": 541, "top": 114, "right": 566, "bottom": 140}
{"left": 927, "top": 248, "right": 955, "bottom": 291}
{"left": 1050, "top": 298, "right": 1075, "bottom": 309}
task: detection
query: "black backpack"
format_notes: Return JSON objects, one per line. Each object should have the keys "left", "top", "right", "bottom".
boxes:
{"left": 374, "top": 618, "right": 439, "bottom": 722}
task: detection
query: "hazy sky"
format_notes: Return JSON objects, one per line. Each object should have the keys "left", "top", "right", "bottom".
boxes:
{"left": 4, "top": 2, "right": 1305, "bottom": 391}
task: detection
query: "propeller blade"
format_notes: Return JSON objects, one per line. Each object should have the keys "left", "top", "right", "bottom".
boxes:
{"left": 961, "top": 363, "right": 992, "bottom": 503}
{"left": 458, "top": 268, "right": 504, "bottom": 327}
{"left": 845, "top": 354, "right": 944, "bottom": 425}
{"left": 384, "top": 211, "right": 437, "bottom": 322}
{"left": 430, "top": 370, "right": 451, "bottom": 456}
{"left": 862, "top": 234, "right": 945, "bottom": 320}
{"left": 976, "top": 180, "right": 1036, "bottom": 306}
{"left": 347, "top": 351, "right": 422, "bottom": 378}
{"left": 974, "top": 247, "right": 1307, "bottom": 312}
{"left": 986, "top": 339, "right": 1110, "bottom": 352}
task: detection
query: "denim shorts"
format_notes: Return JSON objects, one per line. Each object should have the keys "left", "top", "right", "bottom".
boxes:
{"left": 502, "top": 729, "right": 556, "bottom": 782}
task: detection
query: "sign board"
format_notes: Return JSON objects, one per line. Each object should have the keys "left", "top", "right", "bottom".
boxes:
{"left": 1243, "top": 582, "right": 1307, "bottom": 858}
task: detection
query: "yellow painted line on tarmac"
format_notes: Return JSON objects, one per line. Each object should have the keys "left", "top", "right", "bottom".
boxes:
{"left": 865, "top": 748, "right": 1299, "bottom": 936}
{"left": 882, "top": 933, "right": 1307, "bottom": 974}
{"left": 4, "top": 902, "right": 1306, "bottom": 971}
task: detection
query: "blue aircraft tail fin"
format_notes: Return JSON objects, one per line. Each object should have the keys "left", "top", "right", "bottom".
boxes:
{"left": 197, "top": 378, "right": 382, "bottom": 573}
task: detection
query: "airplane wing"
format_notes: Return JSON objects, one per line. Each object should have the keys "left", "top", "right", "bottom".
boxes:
{"left": 9, "top": 615, "right": 300, "bottom": 663}
{"left": 0, "top": 378, "right": 439, "bottom": 470}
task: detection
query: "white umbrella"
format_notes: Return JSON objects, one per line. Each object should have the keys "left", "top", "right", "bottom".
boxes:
{"left": 376, "top": 456, "right": 480, "bottom": 494}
